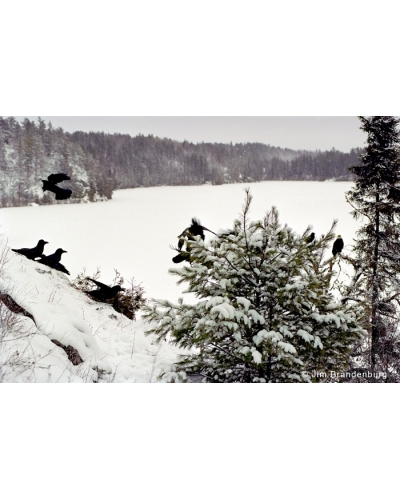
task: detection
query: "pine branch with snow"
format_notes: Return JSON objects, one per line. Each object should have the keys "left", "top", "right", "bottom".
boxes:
{"left": 345, "top": 116, "right": 400, "bottom": 377}
{"left": 144, "top": 190, "right": 364, "bottom": 382}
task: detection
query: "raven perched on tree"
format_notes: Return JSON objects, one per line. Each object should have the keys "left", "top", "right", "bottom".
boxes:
{"left": 42, "top": 173, "right": 72, "bottom": 200}
{"left": 86, "top": 278, "right": 124, "bottom": 302}
{"left": 305, "top": 232, "right": 315, "bottom": 244}
{"left": 332, "top": 235, "right": 344, "bottom": 256}
{"left": 37, "top": 248, "right": 70, "bottom": 274}
{"left": 12, "top": 239, "right": 48, "bottom": 260}
{"left": 172, "top": 218, "right": 217, "bottom": 264}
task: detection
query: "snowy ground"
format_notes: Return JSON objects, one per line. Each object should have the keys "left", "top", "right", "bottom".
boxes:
{"left": 0, "top": 241, "right": 182, "bottom": 383}
{"left": 0, "top": 181, "right": 359, "bottom": 304}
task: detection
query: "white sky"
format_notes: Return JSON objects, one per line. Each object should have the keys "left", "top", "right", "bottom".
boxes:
{"left": 13, "top": 116, "right": 366, "bottom": 152}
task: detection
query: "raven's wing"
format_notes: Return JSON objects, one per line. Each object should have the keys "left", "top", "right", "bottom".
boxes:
{"left": 42, "top": 252, "right": 57, "bottom": 261}
{"left": 87, "top": 289, "right": 106, "bottom": 301}
{"left": 12, "top": 248, "right": 31, "bottom": 258}
{"left": 88, "top": 278, "right": 108, "bottom": 289}
{"left": 172, "top": 253, "right": 190, "bottom": 264}
{"left": 37, "top": 255, "right": 51, "bottom": 265}
{"left": 54, "top": 187, "right": 72, "bottom": 200}
{"left": 42, "top": 180, "right": 57, "bottom": 193}
{"left": 178, "top": 236, "right": 185, "bottom": 250}
{"left": 48, "top": 173, "right": 71, "bottom": 184}
{"left": 189, "top": 218, "right": 217, "bottom": 238}
{"left": 54, "top": 262, "right": 70, "bottom": 275}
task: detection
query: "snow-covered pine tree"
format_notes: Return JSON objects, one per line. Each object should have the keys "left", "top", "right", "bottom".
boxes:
{"left": 345, "top": 116, "right": 400, "bottom": 378}
{"left": 144, "top": 190, "right": 364, "bottom": 382}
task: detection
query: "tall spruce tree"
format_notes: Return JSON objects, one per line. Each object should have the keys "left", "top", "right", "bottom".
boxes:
{"left": 345, "top": 116, "right": 400, "bottom": 377}
{"left": 144, "top": 190, "right": 364, "bottom": 382}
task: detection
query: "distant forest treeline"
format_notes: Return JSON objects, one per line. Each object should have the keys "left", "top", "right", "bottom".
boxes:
{"left": 0, "top": 116, "right": 362, "bottom": 208}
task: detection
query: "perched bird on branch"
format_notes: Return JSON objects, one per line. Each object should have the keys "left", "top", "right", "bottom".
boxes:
{"left": 86, "top": 278, "right": 124, "bottom": 302}
{"left": 172, "top": 218, "right": 217, "bottom": 264}
{"left": 12, "top": 239, "right": 48, "bottom": 260}
{"left": 305, "top": 232, "right": 315, "bottom": 244}
{"left": 38, "top": 248, "right": 70, "bottom": 274}
{"left": 42, "top": 173, "right": 72, "bottom": 200}
{"left": 332, "top": 235, "right": 344, "bottom": 256}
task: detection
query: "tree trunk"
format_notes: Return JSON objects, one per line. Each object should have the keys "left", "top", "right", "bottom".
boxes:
{"left": 371, "top": 191, "right": 380, "bottom": 370}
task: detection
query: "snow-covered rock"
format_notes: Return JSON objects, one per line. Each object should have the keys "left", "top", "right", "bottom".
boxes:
{"left": 0, "top": 238, "right": 181, "bottom": 383}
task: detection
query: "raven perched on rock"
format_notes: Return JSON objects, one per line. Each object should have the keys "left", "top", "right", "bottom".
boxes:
{"left": 332, "top": 235, "right": 344, "bottom": 256}
{"left": 39, "top": 248, "right": 67, "bottom": 263}
{"left": 42, "top": 173, "right": 72, "bottom": 200}
{"left": 172, "top": 218, "right": 217, "bottom": 264}
{"left": 37, "top": 248, "right": 70, "bottom": 274}
{"left": 86, "top": 278, "right": 124, "bottom": 302}
{"left": 12, "top": 239, "right": 48, "bottom": 260}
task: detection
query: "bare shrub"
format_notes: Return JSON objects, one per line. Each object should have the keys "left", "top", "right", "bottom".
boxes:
{"left": 0, "top": 235, "right": 10, "bottom": 277}
{"left": 0, "top": 301, "right": 37, "bottom": 382}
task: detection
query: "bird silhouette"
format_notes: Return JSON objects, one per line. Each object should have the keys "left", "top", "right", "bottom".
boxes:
{"left": 173, "top": 218, "right": 217, "bottom": 263}
{"left": 42, "top": 173, "right": 72, "bottom": 200}
{"left": 305, "top": 232, "right": 315, "bottom": 244}
{"left": 332, "top": 236, "right": 344, "bottom": 256}
{"left": 12, "top": 239, "right": 48, "bottom": 260}
{"left": 37, "top": 248, "right": 70, "bottom": 274}
{"left": 86, "top": 278, "right": 124, "bottom": 302}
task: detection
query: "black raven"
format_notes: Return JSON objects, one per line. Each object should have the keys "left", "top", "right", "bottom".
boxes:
{"left": 86, "top": 278, "right": 124, "bottom": 302}
{"left": 37, "top": 248, "right": 70, "bottom": 274}
{"left": 173, "top": 218, "right": 217, "bottom": 263}
{"left": 305, "top": 232, "right": 315, "bottom": 244}
{"left": 42, "top": 173, "right": 72, "bottom": 200}
{"left": 39, "top": 248, "right": 67, "bottom": 263}
{"left": 332, "top": 235, "right": 344, "bottom": 256}
{"left": 12, "top": 239, "right": 48, "bottom": 260}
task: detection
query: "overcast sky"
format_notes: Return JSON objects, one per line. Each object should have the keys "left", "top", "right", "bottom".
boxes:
{"left": 13, "top": 116, "right": 366, "bottom": 152}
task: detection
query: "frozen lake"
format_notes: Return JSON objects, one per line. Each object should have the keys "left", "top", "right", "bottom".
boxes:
{"left": 0, "top": 181, "right": 359, "bottom": 303}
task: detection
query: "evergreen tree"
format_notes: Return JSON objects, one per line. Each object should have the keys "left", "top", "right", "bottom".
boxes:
{"left": 345, "top": 116, "right": 400, "bottom": 377}
{"left": 144, "top": 190, "right": 364, "bottom": 382}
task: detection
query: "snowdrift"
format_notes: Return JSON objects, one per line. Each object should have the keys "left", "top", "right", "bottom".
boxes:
{"left": 0, "top": 237, "right": 180, "bottom": 383}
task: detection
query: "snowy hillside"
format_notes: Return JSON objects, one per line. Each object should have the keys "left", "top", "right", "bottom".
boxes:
{"left": 0, "top": 237, "right": 181, "bottom": 383}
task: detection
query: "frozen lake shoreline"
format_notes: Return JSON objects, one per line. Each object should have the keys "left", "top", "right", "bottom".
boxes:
{"left": 0, "top": 181, "right": 359, "bottom": 304}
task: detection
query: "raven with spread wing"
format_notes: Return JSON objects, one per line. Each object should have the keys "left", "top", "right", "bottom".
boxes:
{"left": 42, "top": 173, "right": 72, "bottom": 200}
{"left": 86, "top": 278, "right": 124, "bottom": 302}
{"left": 172, "top": 218, "right": 217, "bottom": 264}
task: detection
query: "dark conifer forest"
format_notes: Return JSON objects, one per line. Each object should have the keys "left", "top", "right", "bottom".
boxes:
{"left": 0, "top": 116, "right": 362, "bottom": 208}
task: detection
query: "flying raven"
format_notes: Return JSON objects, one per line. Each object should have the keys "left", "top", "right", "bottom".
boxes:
{"left": 172, "top": 218, "right": 217, "bottom": 264}
{"left": 332, "top": 235, "right": 344, "bottom": 256}
{"left": 37, "top": 248, "right": 70, "bottom": 274}
{"left": 86, "top": 278, "right": 124, "bottom": 302}
{"left": 42, "top": 173, "right": 72, "bottom": 200}
{"left": 12, "top": 239, "right": 48, "bottom": 260}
